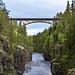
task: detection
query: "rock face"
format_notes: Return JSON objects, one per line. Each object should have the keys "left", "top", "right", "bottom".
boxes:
{"left": 0, "top": 49, "right": 14, "bottom": 75}
{"left": 51, "top": 45, "right": 63, "bottom": 75}
{"left": 0, "top": 35, "right": 32, "bottom": 75}
{"left": 43, "top": 48, "right": 51, "bottom": 61}
{"left": 0, "top": 35, "right": 14, "bottom": 75}
{"left": 26, "top": 46, "right": 32, "bottom": 61}
{"left": 51, "top": 59, "right": 60, "bottom": 75}
{"left": 14, "top": 45, "right": 32, "bottom": 75}
{"left": 67, "top": 68, "right": 75, "bottom": 75}
{"left": 14, "top": 46, "right": 25, "bottom": 75}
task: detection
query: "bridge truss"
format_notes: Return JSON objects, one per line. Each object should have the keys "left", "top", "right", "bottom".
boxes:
{"left": 9, "top": 18, "right": 60, "bottom": 29}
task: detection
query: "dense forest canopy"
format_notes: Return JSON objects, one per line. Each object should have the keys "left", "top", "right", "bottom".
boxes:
{"left": 33, "top": 1, "right": 75, "bottom": 74}
{"left": 0, "top": 0, "right": 33, "bottom": 57}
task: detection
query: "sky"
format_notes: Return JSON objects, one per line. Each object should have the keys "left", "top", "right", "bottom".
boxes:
{"left": 3, "top": 0, "right": 72, "bottom": 35}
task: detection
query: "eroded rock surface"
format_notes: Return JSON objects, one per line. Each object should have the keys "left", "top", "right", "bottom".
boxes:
{"left": 0, "top": 35, "right": 32, "bottom": 75}
{"left": 43, "top": 48, "right": 51, "bottom": 61}
{"left": 51, "top": 59, "right": 60, "bottom": 75}
{"left": 14, "top": 45, "right": 29, "bottom": 75}
{"left": 0, "top": 49, "right": 14, "bottom": 75}
{"left": 51, "top": 45, "right": 63, "bottom": 75}
{"left": 67, "top": 68, "right": 75, "bottom": 75}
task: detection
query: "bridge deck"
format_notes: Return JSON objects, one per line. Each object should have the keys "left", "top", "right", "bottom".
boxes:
{"left": 9, "top": 18, "right": 60, "bottom": 21}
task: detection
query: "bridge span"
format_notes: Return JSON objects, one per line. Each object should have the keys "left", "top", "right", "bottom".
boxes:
{"left": 9, "top": 18, "right": 60, "bottom": 29}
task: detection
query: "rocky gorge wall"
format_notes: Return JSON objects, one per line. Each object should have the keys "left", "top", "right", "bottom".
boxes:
{"left": 0, "top": 35, "right": 32, "bottom": 75}
{"left": 43, "top": 45, "right": 75, "bottom": 75}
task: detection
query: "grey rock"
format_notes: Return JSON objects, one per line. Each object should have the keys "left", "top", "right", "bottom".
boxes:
{"left": 14, "top": 45, "right": 32, "bottom": 75}
{"left": 0, "top": 35, "right": 32, "bottom": 75}
{"left": 43, "top": 47, "right": 51, "bottom": 61}
{"left": 51, "top": 59, "right": 61, "bottom": 75}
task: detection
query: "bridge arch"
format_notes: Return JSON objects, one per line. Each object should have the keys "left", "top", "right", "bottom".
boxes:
{"left": 20, "top": 20, "right": 56, "bottom": 29}
{"left": 9, "top": 18, "right": 60, "bottom": 30}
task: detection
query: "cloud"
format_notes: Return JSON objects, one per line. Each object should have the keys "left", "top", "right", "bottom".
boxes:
{"left": 27, "top": 28, "right": 46, "bottom": 35}
{"left": 3, "top": 0, "right": 72, "bottom": 18}
{"left": 26, "top": 23, "right": 53, "bottom": 35}
{"left": 3, "top": 0, "right": 72, "bottom": 35}
{"left": 3, "top": 0, "right": 72, "bottom": 19}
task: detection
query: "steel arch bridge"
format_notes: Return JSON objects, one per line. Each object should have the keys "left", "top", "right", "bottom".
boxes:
{"left": 9, "top": 18, "right": 60, "bottom": 29}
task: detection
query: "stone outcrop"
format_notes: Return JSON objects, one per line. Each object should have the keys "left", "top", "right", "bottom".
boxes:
{"left": 51, "top": 58, "right": 61, "bottom": 75}
{"left": 14, "top": 45, "right": 25, "bottom": 75}
{"left": 0, "top": 35, "right": 14, "bottom": 75}
{"left": 43, "top": 48, "right": 51, "bottom": 61}
{"left": 0, "top": 35, "right": 32, "bottom": 75}
{"left": 0, "top": 49, "right": 14, "bottom": 75}
{"left": 26, "top": 46, "right": 32, "bottom": 61}
{"left": 51, "top": 45, "right": 63, "bottom": 75}
{"left": 14, "top": 45, "right": 32, "bottom": 75}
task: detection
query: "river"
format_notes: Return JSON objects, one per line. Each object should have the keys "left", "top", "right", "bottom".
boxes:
{"left": 23, "top": 52, "right": 52, "bottom": 75}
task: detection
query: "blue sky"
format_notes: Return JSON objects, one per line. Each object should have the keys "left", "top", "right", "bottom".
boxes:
{"left": 3, "top": 0, "right": 72, "bottom": 35}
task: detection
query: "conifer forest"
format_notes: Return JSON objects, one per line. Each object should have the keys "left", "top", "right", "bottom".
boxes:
{"left": 0, "top": 0, "right": 75, "bottom": 75}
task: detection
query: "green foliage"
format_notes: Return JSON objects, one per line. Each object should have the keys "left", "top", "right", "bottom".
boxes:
{"left": 43, "top": 35, "right": 50, "bottom": 50}
{"left": 49, "top": 33, "right": 54, "bottom": 49}
{"left": 33, "top": 28, "right": 49, "bottom": 53}
{"left": 33, "top": 1, "right": 75, "bottom": 74}
{"left": 0, "top": 0, "right": 75, "bottom": 75}
{"left": 1, "top": 73, "right": 5, "bottom": 75}
{"left": 0, "top": 10, "right": 9, "bottom": 33}
{"left": 58, "top": 33, "right": 65, "bottom": 44}
{"left": 27, "top": 35, "right": 34, "bottom": 50}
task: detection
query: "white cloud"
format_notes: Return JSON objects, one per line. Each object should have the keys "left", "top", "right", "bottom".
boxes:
{"left": 3, "top": 0, "right": 72, "bottom": 18}
{"left": 3, "top": 0, "right": 72, "bottom": 35}
{"left": 27, "top": 28, "right": 45, "bottom": 35}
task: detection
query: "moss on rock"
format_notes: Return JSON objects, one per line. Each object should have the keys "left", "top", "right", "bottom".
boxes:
{"left": 67, "top": 68, "right": 75, "bottom": 75}
{"left": 0, "top": 49, "right": 5, "bottom": 53}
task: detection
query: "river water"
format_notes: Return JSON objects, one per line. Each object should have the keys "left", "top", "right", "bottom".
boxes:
{"left": 23, "top": 52, "right": 52, "bottom": 75}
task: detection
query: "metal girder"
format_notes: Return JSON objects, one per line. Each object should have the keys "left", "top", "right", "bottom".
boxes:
{"left": 9, "top": 18, "right": 60, "bottom": 30}
{"left": 21, "top": 21, "right": 56, "bottom": 27}
{"left": 9, "top": 18, "right": 60, "bottom": 21}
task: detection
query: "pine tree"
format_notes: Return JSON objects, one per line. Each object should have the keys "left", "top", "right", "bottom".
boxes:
{"left": 0, "top": 0, "right": 6, "bottom": 10}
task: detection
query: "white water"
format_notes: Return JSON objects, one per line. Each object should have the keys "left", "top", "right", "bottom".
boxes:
{"left": 23, "top": 52, "right": 52, "bottom": 75}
